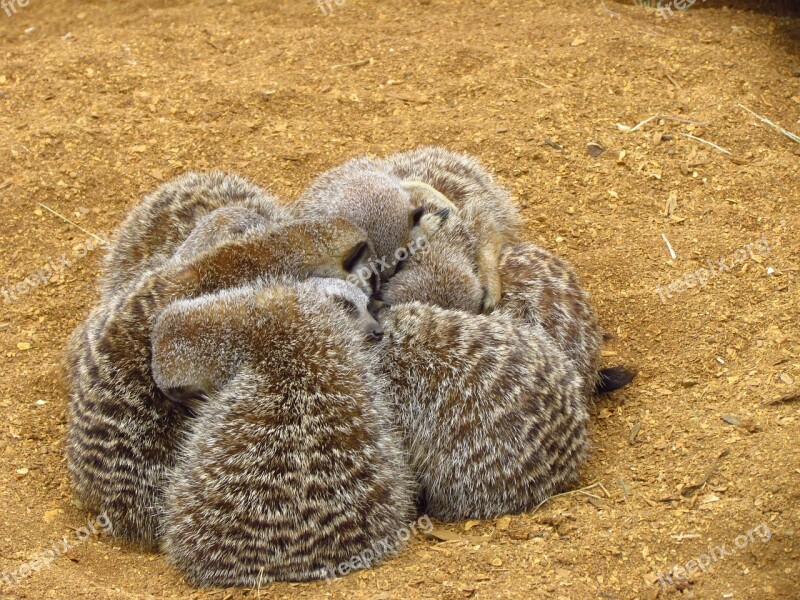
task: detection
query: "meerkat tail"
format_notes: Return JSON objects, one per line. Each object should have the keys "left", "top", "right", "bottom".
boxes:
{"left": 595, "top": 367, "right": 637, "bottom": 395}
{"left": 401, "top": 180, "right": 459, "bottom": 214}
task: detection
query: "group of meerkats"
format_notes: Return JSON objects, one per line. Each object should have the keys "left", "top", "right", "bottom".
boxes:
{"left": 65, "top": 147, "right": 634, "bottom": 588}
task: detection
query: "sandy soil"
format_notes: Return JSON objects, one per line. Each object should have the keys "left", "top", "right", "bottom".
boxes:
{"left": 0, "top": 0, "right": 798, "bottom": 598}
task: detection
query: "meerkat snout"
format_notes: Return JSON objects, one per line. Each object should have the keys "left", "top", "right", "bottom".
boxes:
{"left": 368, "top": 323, "right": 384, "bottom": 342}
{"left": 303, "top": 277, "right": 384, "bottom": 342}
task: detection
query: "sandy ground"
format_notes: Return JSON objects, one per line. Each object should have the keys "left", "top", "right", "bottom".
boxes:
{"left": 0, "top": 0, "right": 798, "bottom": 598}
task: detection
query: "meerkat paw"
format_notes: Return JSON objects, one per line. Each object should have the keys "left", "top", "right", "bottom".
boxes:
{"left": 416, "top": 206, "right": 450, "bottom": 240}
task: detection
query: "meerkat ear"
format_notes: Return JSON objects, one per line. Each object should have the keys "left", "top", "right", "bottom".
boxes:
{"left": 342, "top": 240, "right": 371, "bottom": 274}
{"left": 151, "top": 298, "right": 233, "bottom": 406}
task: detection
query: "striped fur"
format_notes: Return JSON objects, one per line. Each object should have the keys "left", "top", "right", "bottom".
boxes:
{"left": 66, "top": 207, "right": 376, "bottom": 546}
{"left": 378, "top": 302, "right": 589, "bottom": 520}
{"left": 498, "top": 243, "right": 604, "bottom": 397}
{"left": 154, "top": 279, "right": 415, "bottom": 586}
{"left": 100, "top": 171, "right": 288, "bottom": 297}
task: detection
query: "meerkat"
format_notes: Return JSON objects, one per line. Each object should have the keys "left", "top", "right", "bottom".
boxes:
{"left": 290, "top": 156, "right": 451, "bottom": 286}
{"left": 65, "top": 212, "right": 377, "bottom": 546}
{"left": 378, "top": 302, "right": 589, "bottom": 520}
{"left": 152, "top": 277, "right": 415, "bottom": 586}
{"left": 99, "top": 171, "right": 288, "bottom": 297}
{"left": 381, "top": 146, "right": 520, "bottom": 312}
{"left": 498, "top": 243, "right": 636, "bottom": 396}
{"left": 380, "top": 209, "right": 484, "bottom": 314}
{"left": 375, "top": 242, "right": 635, "bottom": 519}
{"left": 382, "top": 239, "right": 634, "bottom": 395}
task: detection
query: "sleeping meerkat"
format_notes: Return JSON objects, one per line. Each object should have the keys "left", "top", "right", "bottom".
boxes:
{"left": 100, "top": 171, "right": 288, "bottom": 297}
{"left": 378, "top": 302, "right": 589, "bottom": 520}
{"left": 153, "top": 277, "right": 415, "bottom": 587}
{"left": 382, "top": 146, "right": 520, "bottom": 312}
{"left": 376, "top": 243, "right": 635, "bottom": 520}
{"left": 290, "top": 156, "right": 451, "bottom": 285}
{"left": 383, "top": 239, "right": 635, "bottom": 395}
{"left": 65, "top": 212, "right": 377, "bottom": 546}
{"left": 498, "top": 243, "right": 636, "bottom": 397}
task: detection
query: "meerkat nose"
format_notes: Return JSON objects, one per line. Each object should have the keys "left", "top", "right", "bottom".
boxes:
{"left": 369, "top": 326, "right": 384, "bottom": 342}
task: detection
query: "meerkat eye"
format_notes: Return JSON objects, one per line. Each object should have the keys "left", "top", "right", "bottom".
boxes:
{"left": 367, "top": 296, "right": 388, "bottom": 318}
{"left": 409, "top": 206, "right": 426, "bottom": 227}
{"left": 331, "top": 297, "right": 360, "bottom": 317}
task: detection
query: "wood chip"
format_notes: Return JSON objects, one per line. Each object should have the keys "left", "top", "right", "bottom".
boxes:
{"left": 664, "top": 190, "right": 677, "bottom": 217}
{"left": 681, "top": 449, "right": 729, "bottom": 497}
{"left": 629, "top": 422, "right": 642, "bottom": 445}
{"left": 587, "top": 142, "right": 606, "bottom": 157}
{"left": 426, "top": 528, "right": 490, "bottom": 544}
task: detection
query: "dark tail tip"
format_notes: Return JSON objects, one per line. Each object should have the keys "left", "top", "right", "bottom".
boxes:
{"left": 596, "top": 366, "right": 637, "bottom": 395}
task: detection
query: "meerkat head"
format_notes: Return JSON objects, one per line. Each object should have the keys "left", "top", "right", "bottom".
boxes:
{"left": 315, "top": 171, "right": 451, "bottom": 283}
{"left": 172, "top": 206, "right": 266, "bottom": 264}
{"left": 161, "top": 218, "right": 381, "bottom": 299}
{"left": 381, "top": 251, "right": 483, "bottom": 314}
{"left": 151, "top": 288, "right": 249, "bottom": 409}
{"left": 151, "top": 277, "right": 385, "bottom": 409}
{"left": 301, "top": 277, "right": 384, "bottom": 342}
{"left": 382, "top": 207, "right": 483, "bottom": 314}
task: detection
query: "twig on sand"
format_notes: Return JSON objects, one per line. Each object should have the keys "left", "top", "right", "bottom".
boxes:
{"left": 529, "top": 482, "right": 605, "bottom": 516}
{"left": 622, "top": 114, "right": 709, "bottom": 133}
{"left": 738, "top": 103, "right": 800, "bottom": 145}
{"left": 761, "top": 392, "right": 800, "bottom": 406}
{"left": 661, "top": 233, "right": 677, "bottom": 260}
{"left": 680, "top": 132, "right": 733, "bottom": 156}
{"left": 516, "top": 77, "right": 553, "bottom": 89}
{"left": 600, "top": 0, "right": 620, "bottom": 17}
{"left": 331, "top": 58, "right": 372, "bottom": 69}
{"left": 37, "top": 203, "right": 106, "bottom": 244}
{"left": 681, "top": 449, "right": 729, "bottom": 497}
